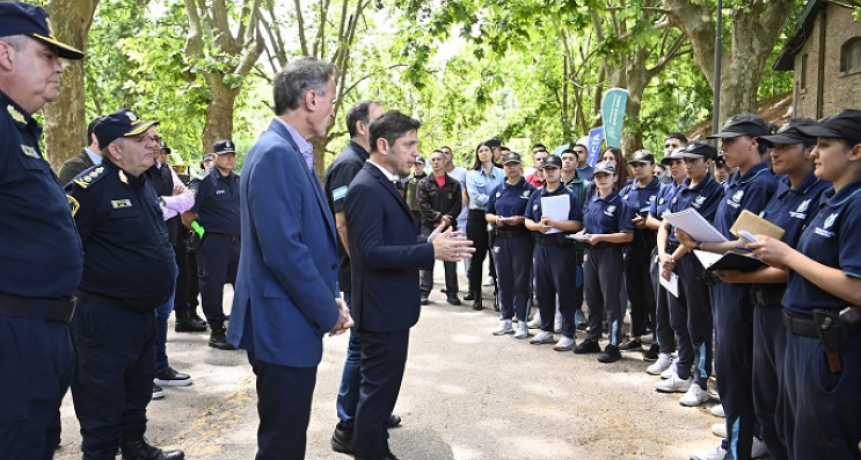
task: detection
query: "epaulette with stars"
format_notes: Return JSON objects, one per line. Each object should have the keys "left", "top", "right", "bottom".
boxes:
{"left": 70, "top": 166, "right": 107, "bottom": 190}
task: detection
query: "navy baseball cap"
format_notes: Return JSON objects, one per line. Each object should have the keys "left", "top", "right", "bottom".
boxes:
{"left": 159, "top": 140, "right": 172, "bottom": 154}
{"left": 502, "top": 152, "right": 522, "bottom": 164}
{"left": 796, "top": 110, "right": 861, "bottom": 146}
{"left": 0, "top": 2, "right": 84, "bottom": 60}
{"left": 94, "top": 109, "right": 159, "bottom": 148}
{"left": 707, "top": 114, "right": 772, "bottom": 139}
{"left": 757, "top": 118, "right": 818, "bottom": 146}
{"left": 213, "top": 140, "right": 236, "bottom": 154}
{"left": 676, "top": 140, "right": 718, "bottom": 160}
{"left": 660, "top": 148, "right": 685, "bottom": 166}
{"left": 202, "top": 153, "right": 215, "bottom": 163}
{"left": 541, "top": 154, "right": 562, "bottom": 169}
{"left": 593, "top": 161, "right": 616, "bottom": 176}
{"left": 630, "top": 149, "right": 655, "bottom": 165}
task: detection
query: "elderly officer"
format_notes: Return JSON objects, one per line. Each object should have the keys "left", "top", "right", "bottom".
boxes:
{"left": 0, "top": 3, "right": 85, "bottom": 458}
{"left": 66, "top": 109, "right": 183, "bottom": 460}
{"left": 183, "top": 140, "right": 242, "bottom": 350}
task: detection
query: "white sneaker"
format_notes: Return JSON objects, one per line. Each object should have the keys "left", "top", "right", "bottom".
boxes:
{"left": 646, "top": 353, "right": 673, "bottom": 375}
{"left": 710, "top": 404, "right": 726, "bottom": 418}
{"left": 654, "top": 374, "right": 692, "bottom": 393}
{"left": 528, "top": 330, "right": 555, "bottom": 345}
{"left": 711, "top": 423, "right": 727, "bottom": 439}
{"left": 679, "top": 384, "right": 709, "bottom": 407}
{"left": 660, "top": 359, "right": 678, "bottom": 379}
{"left": 640, "top": 332, "right": 655, "bottom": 344}
{"left": 553, "top": 335, "right": 575, "bottom": 351}
{"left": 554, "top": 311, "right": 563, "bottom": 334}
{"left": 690, "top": 443, "right": 726, "bottom": 460}
{"left": 751, "top": 437, "right": 767, "bottom": 458}
{"left": 513, "top": 321, "right": 529, "bottom": 339}
{"left": 483, "top": 276, "right": 495, "bottom": 286}
{"left": 492, "top": 320, "right": 514, "bottom": 336}
{"left": 526, "top": 313, "right": 542, "bottom": 329}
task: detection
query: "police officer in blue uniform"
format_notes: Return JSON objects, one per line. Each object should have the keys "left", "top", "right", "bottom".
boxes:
{"left": 750, "top": 109, "right": 861, "bottom": 460}
{"left": 66, "top": 109, "right": 183, "bottom": 460}
{"left": 574, "top": 162, "right": 634, "bottom": 363}
{"left": 0, "top": 5, "right": 85, "bottom": 458}
{"left": 619, "top": 150, "right": 662, "bottom": 353}
{"left": 486, "top": 152, "right": 536, "bottom": 339}
{"left": 183, "top": 140, "right": 241, "bottom": 350}
{"left": 524, "top": 154, "right": 583, "bottom": 350}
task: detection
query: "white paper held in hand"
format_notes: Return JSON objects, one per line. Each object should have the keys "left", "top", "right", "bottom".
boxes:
{"left": 660, "top": 271, "right": 680, "bottom": 298}
{"left": 661, "top": 208, "right": 728, "bottom": 243}
{"left": 540, "top": 195, "right": 570, "bottom": 234}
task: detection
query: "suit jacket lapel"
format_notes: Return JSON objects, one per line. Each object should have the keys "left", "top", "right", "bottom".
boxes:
{"left": 363, "top": 163, "right": 414, "bottom": 219}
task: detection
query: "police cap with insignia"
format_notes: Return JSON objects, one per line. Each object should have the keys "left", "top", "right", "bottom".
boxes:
{"left": 541, "top": 154, "right": 562, "bottom": 169}
{"left": 593, "top": 161, "right": 616, "bottom": 176}
{"left": 756, "top": 118, "right": 818, "bottom": 147}
{"left": 502, "top": 152, "right": 522, "bottom": 165}
{"left": 202, "top": 153, "right": 215, "bottom": 163}
{"left": 707, "top": 113, "right": 771, "bottom": 139}
{"left": 660, "top": 148, "right": 685, "bottom": 166}
{"left": 795, "top": 109, "right": 861, "bottom": 147}
{"left": 0, "top": 2, "right": 85, "bottom": 60}
{"left": 94, "top": 109, "right": 159, "bottom": 148}
{"left": 629, "top": 149, "right": 655, "bottom": 165}
{"left": 214, "top": 140, "right": 236, "bottom": 154}
{"left": 676, "top": 140, "right": 718, "bottom": 161}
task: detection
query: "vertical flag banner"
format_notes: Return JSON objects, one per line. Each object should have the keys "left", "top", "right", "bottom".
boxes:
{"left": 553, "top": 144, "right": 569, "bottom": 156}
{"left": 587, "top": 127, "right": 605, "bottom": 167}
{"left": 601, "top": 87, "right": 629, "bottom": 148}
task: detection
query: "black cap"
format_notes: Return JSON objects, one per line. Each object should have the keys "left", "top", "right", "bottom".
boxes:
{"left": 502, "top": 152, "right": 522, "bottom": 164}
{"left": 676, "top": 140, "right": 718, "bottom": 160}
{"left": 593, "top": 161, "right": 616, "bottom": 176}
{"left": 796, "top": 110, "right": 861, "bottom": 146}
{"left": 159, "top": 140, "right": 172, "bottom": 154}
{"left": 660, "top": 148, "right": 685, "bottom": 166}
{"left": 630, "top": 149, "right": 655, "bottom": 165}
{"left": 715, "top": 155, "right": 726, "bottom": 167}
{"left": 757, "top": 118, "right": 818, "bottom": 146}
{"left": 0, "top": 2, "right": 85, "bottom": 60}
{"left": 213, "top": 140, "right": 236, "bottom": 154}
{"left": 707, "top": 114, "right": 772, "bottom": 139}
{"left": 415, "top": 156, "right": 425, "bottom": 164}
{"left": 542, "top": 154, "right": 562, "bottom": 169}
{"left": 485, "top": 139, "right": 502, "bottom": 149}
{"left": 94, "top": 109, "right": 159, "bottom": 148}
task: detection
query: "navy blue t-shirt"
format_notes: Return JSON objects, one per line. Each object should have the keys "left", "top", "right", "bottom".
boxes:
{"left": 582, "top": 190, "right": 635, "bottom": 235}
{"left": 667, "top": 174, "right": 725, "bottom": 243}
{"left": 191, "top": 169, "right": 241, "bottom": 235}
{"left": 487, "top": 178, "right": 536, "bottom": 232}
{"left": 714, "top": 162, "right": 776, "bottom": 238}
{"left": 525, "top": 184, "right": 583, "bottom": 239}
{"left": 621, "top": 176, "right": 662, "bottom": 243}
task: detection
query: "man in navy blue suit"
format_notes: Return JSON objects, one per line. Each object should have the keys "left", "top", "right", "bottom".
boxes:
{"left": 345, "top": 111, "right": 474, "bottom": 460}
{"left": 227, "top": 57, "right": 353, "bottom": 460}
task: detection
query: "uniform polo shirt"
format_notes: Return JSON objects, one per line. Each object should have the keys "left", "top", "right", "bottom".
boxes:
{"left": 667, "top": 174, "right": 724, "bottom": 243}
{"left": 526, "top": 184, "right": 583, "bottom": 239}
{"left": 487, "top": 178, "right": 536, "bottom": 232}
{"left": 760, "top": 172, "right": 831, "bottom": 246}
{"left": 621, "top": 176, "right": 662, "bottom": 243}
{"left": 714, "top": 162, "right": 776, "bottom": 238}
{"left": 191, "top": 170, "right": 241, "bottom": 235}
{"left": 582, "top": 190, "right": 633, "bottom": 235}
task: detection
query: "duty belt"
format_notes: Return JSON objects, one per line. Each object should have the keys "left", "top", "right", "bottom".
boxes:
{"left": 0, "top": 293, "right": 76, "bottom": 324}
{"left": 534, "top": 234, "right": 572, "bottom": 246}
{"left": 783, "top": 308, "right": 861, "bottom": 373}
{"left": 751, "top": 284, "right": 786, "bottom": 307}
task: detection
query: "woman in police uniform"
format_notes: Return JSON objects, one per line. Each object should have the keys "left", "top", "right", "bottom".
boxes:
{"left": 486, "top": 152, "right": 536, "bottom": 338}
{"left": 750, "top": 109, "right": 861, "bottom": 460}
{"left": 574, "top": 161, "right": 634, "bottom": 363}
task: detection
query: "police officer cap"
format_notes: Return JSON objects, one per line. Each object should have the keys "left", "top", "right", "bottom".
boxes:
{"left": 707, "top": 113, "right": 771, "bottom": 139}
{"left": 214, "top": 140, "right": 236, "bottom": 154}
{"left": 757, "top": 118, "right": 818, "bottom": 146}
{"left": 541, "top": 154, "right": 562, "bottom": 169}
{"left": 795, "top": 109, "right": 861, "bottom": 146}
{"left": 593, "top": 161, "right": 616, "bottom": 176}
{"left": 94, "top": 109, "right": 159, "bottom": 149}
{"left": 660, "top": 148, "right": 684, "bottom": 166}
{"left": 202, "top": 153, "right": 215, "bottom": 163}
{"left": 159, "top": 140, "right": 172, "bottom": 154}
{"left": 630, "top": 149, "right": 655, "bottom": 165}
{"left": 502, "top": 152, "right": 522, "bottom": 164}
{"left": 0, "top": 2, "right": 85, "bottom": 60}
{"left": 676, "top": 140, "right": 718, "bottom": 160}
{"left": 415, "top": 156, "right": 425, "bottom": 164}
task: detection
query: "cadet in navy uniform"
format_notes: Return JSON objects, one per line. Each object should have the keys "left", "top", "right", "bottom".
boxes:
{"left": 66, "top": 109, "right": 183, "bottom": 460}
{"left": 686, "top": 119, "right": 829, "bottom": 459}
{"left": 183, "top": 140, "right": 241, "bottom": 350}
{"left": 524, "top": 154, "right": 583, "bottom": 351}
{"left": 0, "top": 5, "right": 85, "bottom": 458}
{"left": 486, "top": 152, "right": 536, "bottom": 338}
{"left": 750, "top": 109, "right": 861, "bottom": 460}
{"left": 574, "top": 161, "right": 634, "bottom": 363}
{"left": 619, "top": 150, "right": 662, "bottom": 353}
{"left": 655, "top": 142, "right": 723, "bottom": 408}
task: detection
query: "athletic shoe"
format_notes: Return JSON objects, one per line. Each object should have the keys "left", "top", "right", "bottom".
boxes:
{"left": 618, "top": 340, "right": 643, "bottom": 351}
{"left": 711, "top": 423, "right": 727, "bottom": 439}
{"left": 554, "top": 311, "right": 563, "bottom": 334}
{"left": 654, "top": 374, "right": 692, "bottom": 393}
{"left": 640, "top": 332, "right": 655, "bottom": 344}
{"left": 553, "top": 335, "right": 575, "bottom": 351}
{"left": 528, "top": 331, "right": 555, "bottom": 345}
{"left": 710, "top": 404, "right": 725, "bottom": 418}
{"left": 154, "top": 367, "right": 192, "bottom": 387}
{"left": 492, "top": 320, "right": 514, "bottom": 336}
{"left": 643, "top": 344, "right": 660, "bottom": 361}
{"left": 660, "top": 359, "right": 679, "bottom": 379}
{"left": 679, "top": 384, "right": 709, "bottom": 407}
{"left": 152, "top": 383, "right": 165, "bottom": 400}
{"left": 573, "top": 338, "right": 601, "bottom": 354}
{"left": 526, "top": 313, "right": 542, "bottom": 329}
{"left": 690, "top": 443, "right": 726, "bottom": 460}
{"left": 597, "top": 344, "right": 622, "bottom": 363}
{"left": 647, "top": 353, "right": 673, "bottom": 375}
{"left": 513, "top": 321, "right": 529, "bottom": 339}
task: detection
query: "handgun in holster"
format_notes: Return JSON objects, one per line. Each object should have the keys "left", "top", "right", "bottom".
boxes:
{"left": 701, "top": 269, "right": 722, "bottom": 287}
{"left": 813, "top": 309, "right": 851, "bottom": 373}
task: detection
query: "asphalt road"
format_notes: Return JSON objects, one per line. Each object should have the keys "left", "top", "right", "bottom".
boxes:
{"left": 56, "top": 263, "right": 721, "bottom": 460}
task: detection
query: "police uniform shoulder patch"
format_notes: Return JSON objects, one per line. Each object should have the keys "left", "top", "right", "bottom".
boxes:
{"left": 333, "top": 185, "right": 348, "bottom": 202}
{"left": 72, "top": 166, "right": 106, "bottom": 190}
{"left": 21, "top": 145, "right": 39, "bottom": 159}
{"left": 7, "top": 105, "right": 25, "bottom": 124}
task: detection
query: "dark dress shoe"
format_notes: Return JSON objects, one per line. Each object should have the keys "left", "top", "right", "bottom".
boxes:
{"left": 387, "top": 414, "right": 402, "bottom": 428}
{"left": 330, "top": 426, "right": 353, "bottom": 453}
{"left": 463, "top": 291, "right": 475, "bottom": 301}
{"left": 618, "top": 339, "right": 643, "bottom": 351}
{"left": 446, "top": 297, "right": 461, "bottom": 306}
{"left": 598, "top": 344, "right": 622, "bottom": 363}
{"left": 420, "top": 297, "right": 430, "bottom": 306}
{"left": 471, "top": 294, "right": 482, "bottom": 311}
{"left": 121, "top": 436, "right": 184, "bottom": 460}
{"left": 573, "top": 339, "right": 601, "bottom": 354}
{"left": 208, "top": 326, "right": 237, "bottom": 350}
{"left": 174, "top": 310, "right": 207, "bottom": 332}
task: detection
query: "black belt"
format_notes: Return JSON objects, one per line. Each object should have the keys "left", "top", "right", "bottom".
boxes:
{"left": 534, "top": 234, "right": 573, "bottom": 246}
{"left": 0, "top": 293, "right": 76, "bottom": 324}
{"left": 752, "top": 284, "right": 786, "bottom": 307}
{"left": 782, "top": 311, "right": 819, "bottom": 338}
{"left": 208, "top": 233, "right": 241, "bottom": 242}
{"left": 494, "top": 229, "right": 529, "bottom": 239}
{"left": 587, "top": 242, "right": 615, "bottom": 250}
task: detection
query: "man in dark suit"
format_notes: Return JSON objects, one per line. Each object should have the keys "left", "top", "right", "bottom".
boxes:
{"left": 227, "top": 57, "right": 353, "bottom": 460}
{"left": 345, "top": 111, "right": 474, "bottom": 460}
{"left": 58, "top": 115, "right": 105, "bottom": 184}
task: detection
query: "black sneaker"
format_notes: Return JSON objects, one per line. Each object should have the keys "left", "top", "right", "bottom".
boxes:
{"left": 420, "top": 297, "right": 430, "bottom": 306}
{"left": 152, "top": 383, "right": 165, "bottom": 400}
{"left": 643, "top": 344, "right": 660, "bottom": 362}
{"left": 446, "top": 297, "right": 461, "bottom": 306}
{"left": 619, "top": 340, "right": 643, "bottom": 351}
{"left": 598, "top": 344, "right": 622, "bottom": 363}
{"left": 154, "top": 367, "right": 192, "bottom": 387}
{"left": 573, "top": 339, "right": 601, "bottom": 354}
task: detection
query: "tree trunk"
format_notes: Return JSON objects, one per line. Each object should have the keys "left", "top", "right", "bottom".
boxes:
{"left": 313, "top": 140, "right": 328, "bottom": 183}
{"left": 201, "top": 78, "right": 239, "bottom": 154}
{"left": 42, "top": 0, "right": 99, "bottom": 171}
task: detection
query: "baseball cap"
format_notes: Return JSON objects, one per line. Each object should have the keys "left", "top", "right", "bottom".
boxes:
{"left": 541, "top": 154, "right": 562, "bottom": 169}
{"left": 159, "top": 140, "right": 172, "bottom": 154}
{"left": 630, "top": 149, "right": 655, "bottom": 165}
{"left": 0, "top": 2, "right": 84, "bottom": 60}
{"left": 213, "top": 140, "right": 236, "bottom": 154}
{"left": 593, "top": 161, "right": 616, "bottom": 176}
{"left": 757, "top": 118, "right": 818, "bottom": 146}
{"left": 502, "top": 152, "right": 522, "bottom": 165}
{"left": 94, "top": 109, "right": 159, "bottom": 148}
{"left": 795, "top": 110, "right": 861, "bottom": 146}
{"left": 707, "top": 114, "right": 772, "bottom": 139}
{"left": 202, "top": 153, "right": 215, "bottom": 163}
{"left": 675, "top": 140, "right": 718, "bottom": 160}
{"left": 660, "top": 148, "right": 685, "bottom": 166}
{"left": 415, "top": 156, "right": 425, "bottom": 164}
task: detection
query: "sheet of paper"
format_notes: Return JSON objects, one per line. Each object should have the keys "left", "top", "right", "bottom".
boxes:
{"left": 660, "top": 271, "right": 679, "bottom": 298}
{"left": 693, "top": 249, "right": 722, "bottom": 269}
{"left": 541, "top": 195, "right": 570, "bottom": 235}
{"left": 662, "top": 208, "right": 728, "bottom": 243}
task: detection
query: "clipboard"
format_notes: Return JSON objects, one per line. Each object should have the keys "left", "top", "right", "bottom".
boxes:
{"left": 704, "top": 252, "right": 768, "bottom": 273}
{"left": 730, "top": 210, "right": 785, "bottom": 240}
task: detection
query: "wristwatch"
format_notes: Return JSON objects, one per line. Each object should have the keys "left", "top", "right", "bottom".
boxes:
{"left": 695, "top": 241, "right": 704, "bottom": 250}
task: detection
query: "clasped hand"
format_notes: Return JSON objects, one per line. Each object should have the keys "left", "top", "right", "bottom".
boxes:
{"left": 329, "top": 297, "right": 354, "bottom": 336}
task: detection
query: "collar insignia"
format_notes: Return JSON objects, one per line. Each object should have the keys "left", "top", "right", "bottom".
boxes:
{"left": 119, "top": 170, "right": 128, "bottom": 184}
{"left": 7, "top": 105, "right": 25, "bottom": 124}
{"left": 21, "top": 145, "right": 39, "bottom": 159}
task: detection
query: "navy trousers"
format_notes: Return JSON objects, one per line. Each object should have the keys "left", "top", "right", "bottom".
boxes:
{"left": 492, "top": 234, "right": 534, "bottom": 322}
{"left": 198, "top": 236, "right": 240, "bottom": 324}
{"left": 584, "top": 246, "right": 625, "bottom": 345}
{"left": 70, "top": 295, "right": 156, "bottom": 460}
{"left": 534, "top": 242, "right": 578, "bottom": 338}
{"left": 0, "top": 314, "right": 74, "bottom": 460}
{"left": 752, "top": 305, "right": 787, "bottom": 460}
{"left": 624, "top": 242, "right": 656, "bottom": 337}
{"left": 667, "top": 254, "right": 713, "bottom": 388}
{"left": 649, "top": 247, "right": 675, "bottom": 354}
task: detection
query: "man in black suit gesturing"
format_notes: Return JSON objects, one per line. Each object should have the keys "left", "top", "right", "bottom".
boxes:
{"left": 345, "top": 111, "right": 474, "bottom": 460}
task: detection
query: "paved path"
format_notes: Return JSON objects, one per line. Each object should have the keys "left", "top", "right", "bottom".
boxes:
{"left": 57, "top": 264, "right": 721, "bottom": 459}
